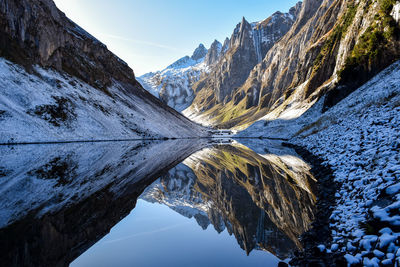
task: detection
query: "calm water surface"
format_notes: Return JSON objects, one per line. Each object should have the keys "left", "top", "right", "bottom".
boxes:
{"left": 0, "top": 139, "right": 317, "bottom": 267}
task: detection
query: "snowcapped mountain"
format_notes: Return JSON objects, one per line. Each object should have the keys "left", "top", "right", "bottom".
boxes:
{"left": 0, "top": 0, "right": 208, "bottom": 143}
{"left": 139, "top": 4, "right": 302, "bottom": 114}
{"left": 184, "top": 3, "right": 302, "bottom": 123}
{"left": 184, "top": 0, "right": 400, "bottom": 130}
{"left": 138, "top": 42, "right": 223, "bottom": 112}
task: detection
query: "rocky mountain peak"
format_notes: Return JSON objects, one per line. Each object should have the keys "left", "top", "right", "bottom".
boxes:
{"left": 191, "top": 43, "right": 208, "bottom": 61}
{"left": 222, "top": 37, "right": 230, "bottom": 54}
{"left": 229, "top": 16, "right": 254, "bottom": 51}
{"left": 289, "top": 1, "right": 303, "bottom": 18}
{"left": 184, "top": 2, "right": 302, "bottom": 118}
{"left": 204, "top": 39, "right": 222, "bottom": 66}
{"left": 239, "top": 17, "right": 252, "bottom": 34}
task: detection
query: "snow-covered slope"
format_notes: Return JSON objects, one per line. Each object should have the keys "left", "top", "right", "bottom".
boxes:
{"left": 0, "top": 58, "right": 207, "bottom": 143}
{"left": 138, "top": 43, "right": 216, "bottom": 112}
{"left": 290, "top": 60, "right": 400, "bottom": 265}
{"left": 0, "top": 0, "right": 208, "bottom": 143}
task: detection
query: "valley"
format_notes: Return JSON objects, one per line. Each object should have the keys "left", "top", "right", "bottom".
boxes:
{"left": 0, "top": 0, "right": 399, "bottom": 266}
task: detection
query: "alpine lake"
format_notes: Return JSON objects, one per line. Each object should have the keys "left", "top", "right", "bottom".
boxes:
{"left": 0, "top": 138, "right": 318, "bottom": 266}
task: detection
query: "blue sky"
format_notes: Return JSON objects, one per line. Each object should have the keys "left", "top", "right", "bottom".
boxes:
{"left": 54, "top": 0, "right": 300, "bottom": 76}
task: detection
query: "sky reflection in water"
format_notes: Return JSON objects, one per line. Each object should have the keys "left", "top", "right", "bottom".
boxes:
{"left": 71, "top": 200, "right": 279, "bottom": 267}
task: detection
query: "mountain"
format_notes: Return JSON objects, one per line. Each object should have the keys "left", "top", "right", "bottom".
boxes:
{"left": 183, "top": 2, "right": 302, "bottom": 123}
{"left": 0, "top": 0, "right": 208, "bottom": 143}
{"left": 138, "top": 43, "right": 210, "bottom": 112}
{"left": 138, "top": 41, "right": 226, "bottom": 112}
{"left": 140, "top": 3, "right": 301, "bottom": 113}
{"left": 184, "top": 0, "right": 400, "bottom": 130}
{"left": 204, "top": 39, "right": 223, "bottom": 66}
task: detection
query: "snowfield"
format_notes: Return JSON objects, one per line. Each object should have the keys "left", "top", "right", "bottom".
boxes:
{"left": 290, "top": 61, "right": 400, "bottom": 266}
{"left": 0, "top": 58, "right": 207, "bottom": 143}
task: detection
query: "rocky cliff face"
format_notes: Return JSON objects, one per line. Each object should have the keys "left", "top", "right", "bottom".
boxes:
{"left": 140, "top": 4, "right": 301, "bottom": 114}
{"left": 0, "top": 0, "right": 207, "bottom": 143}
{"left": 204, "top": 40, "right": 222, "bottom": 66}
{"left": 0, "top": 0, "right": 133, "bottom": 90}
{"left": 184, "top": 0, "right": 400, "bottom": 130}
{"left": 183, "top": 3, "right": 302, "bottom": 123}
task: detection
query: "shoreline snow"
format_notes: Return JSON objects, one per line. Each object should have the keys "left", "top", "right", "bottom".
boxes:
{"left": 289, "top": 61, "right": 400, "bottom": 266}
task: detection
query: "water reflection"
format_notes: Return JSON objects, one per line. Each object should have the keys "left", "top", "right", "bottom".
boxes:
{"left": 141, "top": 141, "right": 317, "bottom": 259}
{"left": 0, "top": 139, "right": 206, "bottom": 267}
{"left": 0, "top": 139, "right": 317, "bottom": 267}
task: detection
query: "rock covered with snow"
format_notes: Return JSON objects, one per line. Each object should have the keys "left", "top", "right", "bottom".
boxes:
{"left": 293, "top": 60, "right": 400, "bottom": 265}
{"left": 138, "top": 43, "right": 212, "bottom": 112}
{"left": 0, "top": 59, "right": 208, "bottom": 143}
{"left": 191, "top": 43, "right": 208, "bottom": 61}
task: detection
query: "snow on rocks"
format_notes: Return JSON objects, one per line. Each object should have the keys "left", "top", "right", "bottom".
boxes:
{"left": 138, "top": 45, "right": 210, "bottom": 112}
{"left": 0, "top": 58, "right": 207, "bottom": 143}
{"left": 292, "top": 60, "right": 400, "bottom": 265}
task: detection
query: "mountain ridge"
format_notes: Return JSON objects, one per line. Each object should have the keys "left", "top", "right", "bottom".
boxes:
{"left": 139, "top": 3, "right": 301, "bottom": 113}
{"left": 184, "top": 0, "right": 400, "bottom": 129}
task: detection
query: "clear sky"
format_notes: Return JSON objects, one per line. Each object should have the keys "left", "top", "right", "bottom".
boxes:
{"left": 53, "top": 0, "right": 300, "bottom": 76}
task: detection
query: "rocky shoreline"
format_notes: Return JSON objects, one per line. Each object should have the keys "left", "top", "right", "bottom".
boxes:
{"left": 282, "top": 143, "right": 346, "bottom": 266}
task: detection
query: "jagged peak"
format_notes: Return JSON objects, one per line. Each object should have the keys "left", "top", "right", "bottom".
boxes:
{"left": 191, "top": 43, "right": 208, "bottom": 60}
{"left": 210, "top": 39, "right": 222, "bottom": 47}
{"left": 164, "top": 43, "right": 207, "bottom": 70}
{"left": 240, "top": 16, "right": 251, "bottom": 29}
{"left": 290, "top": 1, "right": 303, "bottom": 15}
{"left": 222, "top": 37, "right": 230, "bottom": 54}
{"left": 204, "top": 40, "right": 223, "bottom": 66}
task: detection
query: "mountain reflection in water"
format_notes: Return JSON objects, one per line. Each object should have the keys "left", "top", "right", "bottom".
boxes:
{"left": 0, "top": 139, "right": 317, "bottom": 267}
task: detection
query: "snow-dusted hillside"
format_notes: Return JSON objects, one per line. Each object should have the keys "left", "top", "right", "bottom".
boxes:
{"left": 237, "top": 60, "right": 400, "bottom": 265}
{"left": 138, "top": 43, "right": 214, "bottom": 112}
{"left": 0, "top": 58, "right": 208, "bottom": 143}
{"left": 290, "top": 60, "right": 400, "bottom": 265}
{"left": 236, "top": 59, "right": 400, "bottom": 265}
{"left": 0, "top": 0, "right": 208, "bottom": 143}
